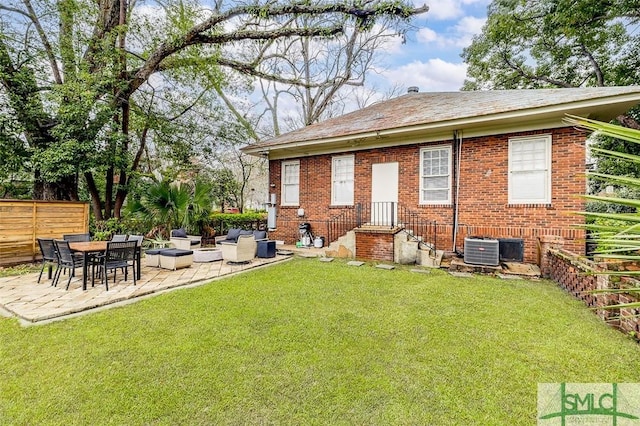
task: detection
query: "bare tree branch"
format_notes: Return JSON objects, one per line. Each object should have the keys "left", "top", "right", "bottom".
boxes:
{"left": 1, "top": 2, "right": 62, "bottom": 84}
{"left": 128, "top": 26, "right": 343, "bottom": 97}
{"left": 502, "top": 52, "right": 575, "bottom": 88}
{"left": 579, "top": 43, "right": 605, "bottom": 87}
{"left": 216, "top": 57, "right": 327, "bottom": 87}
{"left": 123, "top": 2, "right": 427, "bottom": 100}
{"left": 213, "top": 85, "right": 259, "bottom": 141}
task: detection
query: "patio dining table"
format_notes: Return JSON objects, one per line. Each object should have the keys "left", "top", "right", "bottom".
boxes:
{"left": 69, "top": 241, "right": 141, "bottom": 290}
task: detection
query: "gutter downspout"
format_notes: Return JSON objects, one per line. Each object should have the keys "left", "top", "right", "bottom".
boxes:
{"left": 452, "top": 130, "right": 463, "bottom": 253}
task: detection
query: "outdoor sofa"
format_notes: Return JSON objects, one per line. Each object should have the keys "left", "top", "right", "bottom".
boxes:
{"left": 217, "top": 228, "right": 267, "bottom": 244}
{"left": 217, "top": 229, "right": 268, "bottom": 263}
{"left": 170, "top": 228, "right": 202, "bottom": 250}
{"left": 219, "top": 234, "right": 258, "bottom": 263}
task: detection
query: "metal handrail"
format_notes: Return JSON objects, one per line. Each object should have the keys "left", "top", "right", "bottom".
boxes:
{"left": 326, "top": 205, "right": 362, "bottom": 244}
{"left": 325, "top": 202, "right": 437, "bottom": 251}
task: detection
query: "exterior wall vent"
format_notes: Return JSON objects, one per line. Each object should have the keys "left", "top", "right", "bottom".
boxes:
{"left": 464, "top": 237, "right": 500, "bottom": 266}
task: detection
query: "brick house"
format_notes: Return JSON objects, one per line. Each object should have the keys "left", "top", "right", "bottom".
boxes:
{"left": 243, "top": 87, "right": 640, "bottom": 264}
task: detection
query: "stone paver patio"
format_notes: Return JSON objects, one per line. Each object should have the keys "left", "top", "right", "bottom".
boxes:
{"left": 0, "top": 253, "right": 296, "bottom": 325}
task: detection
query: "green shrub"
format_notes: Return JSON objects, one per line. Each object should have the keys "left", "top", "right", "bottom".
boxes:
{"left": 209, "top": 212, "right": 267, "bottom": 235}
{"left": 90, "top": 216, "right": 149, "bottom": 241}
{"left": 126, "top": 180, "right": 213, "bottom": 237}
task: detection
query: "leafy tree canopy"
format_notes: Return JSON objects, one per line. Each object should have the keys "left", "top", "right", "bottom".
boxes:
{"left": 0, "top": 0, "right": 427, "bottom": 219}
{"left": 462, "top": 0, "right": 640, "bottom": 91}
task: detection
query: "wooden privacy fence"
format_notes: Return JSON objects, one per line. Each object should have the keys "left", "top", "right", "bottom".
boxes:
{"left": 0, "top": 200, "right": 89, "bottom": 267}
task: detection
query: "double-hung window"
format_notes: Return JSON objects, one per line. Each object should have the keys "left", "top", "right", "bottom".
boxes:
{"left": 508, "top": 135, "right": 551, "bottom": 204}
{"left": 281, "top": 160, "right": 299, "bottom": 206}
{"left": 332, "top": 155, "right": 354, "bottom": 205}
{"left": 420, "top": 145, "right": 452, "bottom": 204}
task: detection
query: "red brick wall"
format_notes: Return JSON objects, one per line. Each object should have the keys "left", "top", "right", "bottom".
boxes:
{"left": 548, "top": 249, "right": 640, "bottom": 339}
{"left": 355, "top": 230, "right": 395, "bottom": 261}
{"left": 268, "top": 127, "right": 586, "bottom": 263}
{"left": 455, "top": 128, "right": 586, "bottom": 260}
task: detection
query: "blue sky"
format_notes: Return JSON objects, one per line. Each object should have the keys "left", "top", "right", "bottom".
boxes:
{"left": 375, "top": 0, "right": 490, "bottom": 92}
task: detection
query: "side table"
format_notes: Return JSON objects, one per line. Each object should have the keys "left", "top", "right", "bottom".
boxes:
{"left": 257, "top": 240, "right": 276, "bottom": 258}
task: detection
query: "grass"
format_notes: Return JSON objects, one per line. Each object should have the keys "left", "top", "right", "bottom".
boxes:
{"left": 0, "top": 263, "right": 40, "bottom": 278}
{"left": 1, "top": 258, "right": 639, "bottom": 424}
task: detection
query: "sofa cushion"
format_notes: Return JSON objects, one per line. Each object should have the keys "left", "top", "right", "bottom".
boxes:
{"left": 172, "top": 228, "right": 188, "bottom": 238}
{"left": 146, "top": 248, "right": 173, "bottom": 255}
{"left": 253, "top": 230, "right": 267, "bottom": 240}
{"left": 226, "top": 228, "right": 242, "bottom": 242}
{"left": 161, "top": 248, "right": 193, "bottom": 257}
{"left": 239, "top": 230, "right": 253, "bottom": 237}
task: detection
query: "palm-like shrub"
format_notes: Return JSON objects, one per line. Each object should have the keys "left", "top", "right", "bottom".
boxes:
{"left": 128, "top": 180, "right": 212, "bottom": 237}
{"left": 565, "top": 114, "right": 640, "bottom": 309}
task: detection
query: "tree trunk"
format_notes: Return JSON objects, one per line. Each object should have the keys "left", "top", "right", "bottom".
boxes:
{"left": 104, "top": 167, "right": 114, "bottom": 219}
{"left": 114, "top": 180, "right": 127, "bottom": 219}
{"left": 32, "top": 173, "right": 78, "bottom": 201}
{"left": 111, "top": 0, "right": 129, "bottom": 220}
{"left": 85, "top": 172, "right": 104, "bottom": 220}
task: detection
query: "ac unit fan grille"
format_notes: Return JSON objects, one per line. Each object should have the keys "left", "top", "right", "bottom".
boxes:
{"left": 464, "top": 237, "right": 500, "bottom": 266}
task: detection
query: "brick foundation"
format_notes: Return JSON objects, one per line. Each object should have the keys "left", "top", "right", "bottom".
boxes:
{"left": 354, "top": 227, "right": 399, "bottom": 262}
{"left": 538, "top": 235, "right": 566, "bottom": 277}
{"left": 548, "top": 249, "right": 640, "bottom": 339}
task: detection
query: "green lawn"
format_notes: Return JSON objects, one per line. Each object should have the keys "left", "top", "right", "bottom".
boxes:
{"left": 1, "top": 258, "right": 638, "bottom": 424}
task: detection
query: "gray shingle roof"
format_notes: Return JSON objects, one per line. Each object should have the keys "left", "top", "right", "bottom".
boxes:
{"left": 245, "top": 87, "right": 640, "bottom": 152}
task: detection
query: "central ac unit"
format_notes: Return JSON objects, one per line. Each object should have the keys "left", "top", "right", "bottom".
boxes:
{"left": 464, "top": 237, "right": 500, "bottom": 266}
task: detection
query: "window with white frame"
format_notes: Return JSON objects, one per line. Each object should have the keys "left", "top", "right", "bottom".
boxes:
{"left": 332, "top": 155, "right": 354, "bottom": 205}
{"left": 420, "top": 145, "right": 452, "bottom": 204}
{"left": 508, "top": 135, "right": 552, "bottom": 204}
{"left": 281, "top": 160, "right": 299, "bottom": 206}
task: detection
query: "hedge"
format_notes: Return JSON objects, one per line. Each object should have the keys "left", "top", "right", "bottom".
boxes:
{"left": 209, "top": 212, "right": 267, "bottom": 235}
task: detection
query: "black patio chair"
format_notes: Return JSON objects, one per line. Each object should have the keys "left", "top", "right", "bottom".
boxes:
{"left": 111, "top": 234, "right": 128, "bottom": 242}
{"left": 127, "top": 235, "right": 144, "bottom": 277}
{"left": 52, "top": 239, "right": 83, "bottom": 290}
{"left": 96, "top": 241, "right": 137, "bottom": 290}
{"left": 63, "top": 232, "right": 99, "bottom": 266}
{"left": 63, "top": 233, "right": 91, "bottom": 242}
{"left": 36, "top": 238, "right": 57, "bottom": 283}
{"left": 126, "top": 235, "right": 144, "bottom": 246}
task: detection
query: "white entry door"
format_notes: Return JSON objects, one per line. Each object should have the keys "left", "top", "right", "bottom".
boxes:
{"left": 371, "top": 162, "right": 399, "bottom": 225}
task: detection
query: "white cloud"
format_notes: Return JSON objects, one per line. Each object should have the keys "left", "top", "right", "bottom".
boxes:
{"left": 416, "top": 27, "right": 438, "bottom": 44}
{"left": 380, "top": 59, "right": 468, "bottom": 92}
{"left": 414, "top": 15, "right": 486, "bottom": 50}
{"left": 425, "top": 0, "right": 464, "bottom": 20}
{"left": 415, "top": 0, "right": 490, "bottom": 21}
{"left": 452, "top": 16, "right": 486, "bottom": 46}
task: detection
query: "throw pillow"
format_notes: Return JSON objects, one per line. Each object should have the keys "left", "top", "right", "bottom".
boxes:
{"left": 226, "top": 228, "right": 242, "bottom": 242}
{"left": 172, "top": 228, "right": 188, "bottom": 238}
{"left": 253, "top": 230, "right": 267, "bottom": 240}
